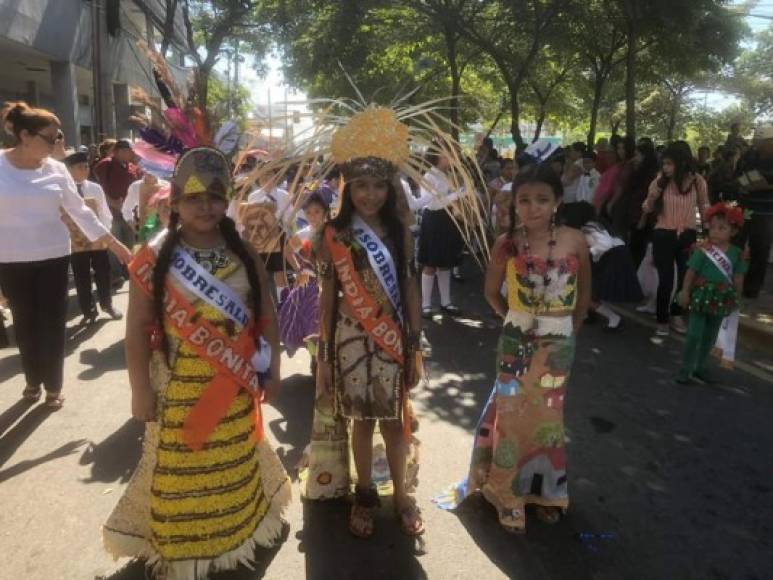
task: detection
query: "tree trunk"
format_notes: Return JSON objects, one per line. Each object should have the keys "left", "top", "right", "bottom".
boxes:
{"left": 587, "top": 75, "right": 605, "bottom": 148}
{"left": 533, "top": 108, "right": 546, "bottom": 142}
{"left": 624, "top": 19, "right": 637, "bottom": 140}
{"left": 446, "top": 32, "right": 461, "bottom": 141}
{"left": 160, "top": 0, "right": 180, "bottom": 58}
{"left": 665, "top": 91, "right": 682, "bottom": 142}
{"left": 509, "top": 88, "right": 525, "bottom": 149}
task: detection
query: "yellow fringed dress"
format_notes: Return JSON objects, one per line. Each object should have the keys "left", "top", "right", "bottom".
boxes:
{"left": 103, "top": 238, "right": 290, "bottom": 580}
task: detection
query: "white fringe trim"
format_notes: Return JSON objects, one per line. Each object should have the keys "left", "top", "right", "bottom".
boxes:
{"left": 103, "top": 476, "right": 292, "bottom": 580}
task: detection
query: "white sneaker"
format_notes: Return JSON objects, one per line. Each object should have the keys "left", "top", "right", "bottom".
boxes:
{"left": 670, "top": 316, "right": 687, "bottom": 334}
{"left": 636, "top": 303, "right": 656, "bottom": 314}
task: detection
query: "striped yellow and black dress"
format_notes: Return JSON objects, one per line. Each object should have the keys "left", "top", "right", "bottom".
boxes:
{"left": 103, "top": 238, "right": 290, "bottom": 580}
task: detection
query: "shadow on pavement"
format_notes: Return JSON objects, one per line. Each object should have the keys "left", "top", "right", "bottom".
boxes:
{"left": 0, "top": 397, "right": 36, "bottom": 437}
{"left": 80, "top": 419, "right": 144, "bottom": 484}
{"left": 453, "top": 494, "right": 594, "bottom": 580}
{"left": 299, "top": 497, "right": 428, "bottom": 580}
{"left": 78, "top": 337, "right": 126, "bottom": 381}
{"left": 98, "top": 524, "right": 290, "bottom": 580}
{"left": 0, "top": 438, "right": 87, "bottom": 483}
{"left": 0, "top": 404, "right": 54, "bottom": 469}
{"left": 0, "top": 351, "right": 22, "bottom": 384}
{"left": 267, "top": 372, "right": 315, "bottom": 474}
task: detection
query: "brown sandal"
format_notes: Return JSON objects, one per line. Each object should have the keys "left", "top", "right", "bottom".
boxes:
{"left": 499, "top": 507, "right": 526, "bottom": 534}
{"left": 22, "top": 385, "right": 42, "bottom": 402}
{"left": 535, "top": 506, "right": 562, "bottom": 525}
{"left": 394, "top": 495, "right": 425, "bottom": 536}
{"left": 350, "top": 485, "right": 379, "bottom": 538}
{"left": 44, "top": 391, "right": 65, "bottom": 410}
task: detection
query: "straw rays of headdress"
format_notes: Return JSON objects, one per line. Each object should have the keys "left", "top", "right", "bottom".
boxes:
{"left": 234, "top": 89, "right": 491, "bottom": 266}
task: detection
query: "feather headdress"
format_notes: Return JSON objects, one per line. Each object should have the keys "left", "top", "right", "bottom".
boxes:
{"left": 236, "top": 82, "right": 490, "bottom": 263}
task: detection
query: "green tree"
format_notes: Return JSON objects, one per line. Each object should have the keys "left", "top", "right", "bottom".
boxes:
{"left": 180, "top": 0, "right": 271, "bottom": 122}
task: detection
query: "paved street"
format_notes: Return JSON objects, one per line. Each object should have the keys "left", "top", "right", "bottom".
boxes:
{"left": 1, "top": 273, "right": 772, "bottom": 580}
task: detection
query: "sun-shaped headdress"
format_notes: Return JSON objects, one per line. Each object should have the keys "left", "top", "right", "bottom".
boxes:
{"left": 235, "top": 83, "right": 490, "bottom": 262}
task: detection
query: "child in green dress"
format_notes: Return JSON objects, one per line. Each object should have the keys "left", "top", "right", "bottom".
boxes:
{"left": 677, "top": 203, "right": 747, "bottom": 384}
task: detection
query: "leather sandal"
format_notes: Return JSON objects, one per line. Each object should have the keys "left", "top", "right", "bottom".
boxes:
{"left": 22, "top": 385, "right": 42, "bottom": 402}
{"left": 350, "top": 485, "right": 380, "bottom": 538}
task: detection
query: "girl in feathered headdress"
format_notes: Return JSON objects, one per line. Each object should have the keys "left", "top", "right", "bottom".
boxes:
{"left": 676, "top": 202, "right": 748, "bottom": 383}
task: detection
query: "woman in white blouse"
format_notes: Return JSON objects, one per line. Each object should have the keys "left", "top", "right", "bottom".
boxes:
{"left": 0, "top": 102, "right": 131, "bottom": 409}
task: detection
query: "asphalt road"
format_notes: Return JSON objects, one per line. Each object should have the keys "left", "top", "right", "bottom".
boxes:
{"left": 0, "top": 271, "right": 771, "bottom": 580}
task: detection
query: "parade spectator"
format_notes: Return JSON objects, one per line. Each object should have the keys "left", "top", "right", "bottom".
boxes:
{"left": 696, "top": 145, "right": 712, "bottom": 178}
{"left": 601, "top": 135, "right": 637, "bottom": 239}
{"left": 628, "top": 140, "right": 660, "bottom": 267}
{"left": 735, "top": 123, "right": 773, "bottom": 298}
{"left": 575, "top": 151, "right": 601, "bottom": 204}
{"left": 94, "top": 139, "right": 142, "bottom": 281}
{"left": 562, "top": 142, "right": 586, "bottom": 203}
{"left": 0, "top": 102, "right": 131, "bottom": 409}
{"left": 594, "top": 137, "right": 616, "bottom": 174}
{"left": 593, "top": 134, "right": 622, "bottom": 210}
{"left": 122, "top": 173, "right": 170, "bottom": 232}
{"left": 642, "top": 141, "right": 710, "bottom": 339}
{"left": 725, "top": 122, "right": 748, "bottom": 152}
{"left": 707, "top": 145, "right": 741, "bottom": 204}
{"left": 63, "top": 151, "right": 122, "bottom": 323}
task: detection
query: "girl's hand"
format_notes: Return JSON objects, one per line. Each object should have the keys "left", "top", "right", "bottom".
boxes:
{"left": 296, "top": 271, "right": 311, "bottom": 287}
{"left": 132, "top": 389, "right": 156, "bottom": 422}
{"left": 678, "top": 290, "right": 690, "bottom": 309}
{"left": 261, "top": 378, "right": 281, "bottom": 404}
{"left": 316, "top": 360, "right": 333, "bottom": 394}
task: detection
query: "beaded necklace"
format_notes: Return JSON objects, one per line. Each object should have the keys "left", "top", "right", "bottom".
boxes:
{"left": 520, "top": 223, "right": 557, "bottom": 314}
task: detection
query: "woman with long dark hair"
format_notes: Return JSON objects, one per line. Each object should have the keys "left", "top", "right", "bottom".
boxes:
{"left": 313, "top": 156, "right": 424, "bottom": 538}
{"left": 642, "top": 140, "right": 710, "bottom": 339}
{"left": 0, "top": 101, "right": 131, "bottom": 409}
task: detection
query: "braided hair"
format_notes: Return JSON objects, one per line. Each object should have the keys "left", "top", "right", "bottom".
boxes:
{"left": 151, "top": 211, "right": 263, "bottom": 361}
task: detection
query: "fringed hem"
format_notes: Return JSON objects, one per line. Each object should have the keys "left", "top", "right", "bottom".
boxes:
{"left": 102, "top": 476, "right": 292, "bottom": 580}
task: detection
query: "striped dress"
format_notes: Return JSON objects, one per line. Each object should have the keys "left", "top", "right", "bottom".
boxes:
{"left": 103, "top": 237, "right": 290, "bottom": 580}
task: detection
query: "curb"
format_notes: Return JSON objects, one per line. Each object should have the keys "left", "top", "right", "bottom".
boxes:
{"left": 611, "top": 305, "right": 773, "bottom": 385}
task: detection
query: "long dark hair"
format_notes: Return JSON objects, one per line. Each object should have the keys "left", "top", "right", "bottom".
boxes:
{"left": 328, "top": 179, "right": 406, "bottom": 287}
{"left": 152, "top": 211, "right": 263, "bottom": 361}
{"left": 659, "top": 140, "right": 696, "bottom": 194}
{"left": 506, "top": 163, "right": 564, "bottom": 242}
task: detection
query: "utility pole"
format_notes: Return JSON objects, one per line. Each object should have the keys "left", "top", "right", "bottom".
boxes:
{"left": 90, "top": 0, "right": 105, "bottom": 141}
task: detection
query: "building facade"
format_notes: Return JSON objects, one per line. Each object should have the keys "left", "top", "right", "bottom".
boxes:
{"left": 0, "top": 0, "right": 189, "bottom": 146}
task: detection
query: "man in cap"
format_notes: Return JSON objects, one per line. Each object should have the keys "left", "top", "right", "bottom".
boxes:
{"left": 735, "top": 123, "right": 773, "bottom": 298}
{"left": 64, "top": 150, "right": 123, "bottom": 322}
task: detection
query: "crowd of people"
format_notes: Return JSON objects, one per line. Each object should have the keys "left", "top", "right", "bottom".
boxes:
{"left": 0, "top": 93, "right": 771, "bottom": 579}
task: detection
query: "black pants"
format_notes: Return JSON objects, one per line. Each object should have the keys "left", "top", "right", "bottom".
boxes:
{"left": 71, "top": 250, "right": 112, "bottom": 316}
{"left": 0, "top": 256, "right": 70, "bottom": 393}
{"left": 739, "top": 213, "right": 772, "bottom": 298}
{"left": 651, "top": 228, "right": 697, "bottom": 324}
{"left": 109, "top": 206, "right": 134, "bottom": 281}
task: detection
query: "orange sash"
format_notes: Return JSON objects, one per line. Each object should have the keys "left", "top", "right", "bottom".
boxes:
{"left": 129, "top": 245, "right": 264, "bottom": 451}
{"left": 325, "top": 226, "right": 414, "bottom": 441}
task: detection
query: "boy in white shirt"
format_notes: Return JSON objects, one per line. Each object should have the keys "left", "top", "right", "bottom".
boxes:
{"left": 575, "top": 151, "right": 601, "bottom": 204}
{"left": 64, "top": 151, "right": 123, "bottom": 323}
